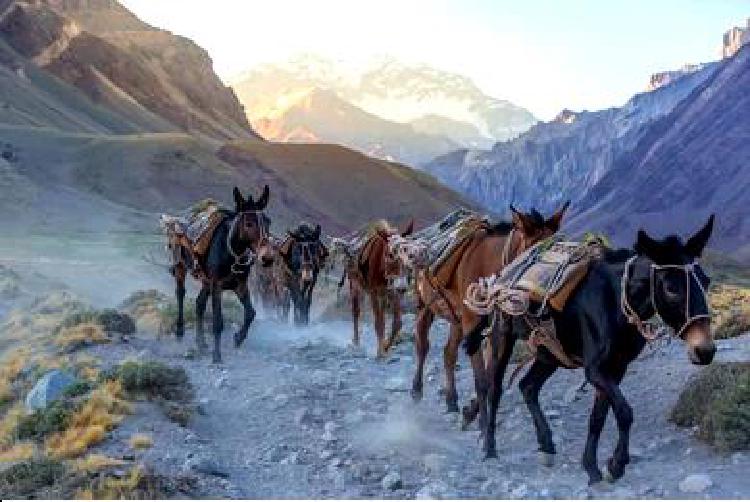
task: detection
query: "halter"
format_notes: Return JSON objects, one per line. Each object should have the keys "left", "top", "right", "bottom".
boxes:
{"left": 621, "top": 255, "right": 710, "bottom": 340}
{"left": 227, "top": 210, "right": 268, "bottom": 275}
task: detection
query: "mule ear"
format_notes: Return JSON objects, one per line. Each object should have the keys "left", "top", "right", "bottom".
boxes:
{"left": 233, "top": 187, "right": 245, "bottom": 210}
{"left": 510, "top": 204, "right": 534, "bottom": 233}
{"left": 401, "top": 219, "right": 414, "bottom": 237}
{"left": 256, "top": 185, "right": 270, "bottom": 210}
{"left": 685, "top": 214, "right": 715, "bottom": 258}
{"left": 546, "top": 200, "right": 570, "bottom": 232}
{"left": 313, "top": 224, "right": 321, "bottom": 241}
{"left": 634, "top": 229, "right": 659, "bottom": 257}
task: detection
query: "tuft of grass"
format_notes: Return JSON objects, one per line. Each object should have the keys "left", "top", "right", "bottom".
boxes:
{"left": 0, "top": 441, "right": 34, "bottom": 462}
{"left": 0, "top": 458, "right": 67, "bottom": 497}
{"left": 74, "top": 465, "right": 174, "bottom": 499}
{"left": 112, "top": 361, "right": 192, "bottom": 402}
{"left": 128, "top": 433, "right": 153, "bottom": 450}
{"left": 71, "top": 454, "right": 126, "bottom": 474}
{"left": 16, "top": 400, "right": 73, "bottom": 441}
{"left": 64, "top": 380, "right": 94, "bottom": 398}
{"left": 0, "top": 348, "right": 31, "bottom": 405}
{"left": 0, "top": 404, "right": 25, "bottom": 449}
{"left": 670, "top": 362, "right": 750, "bottom": 451}
{"left": 45, "top": 381, "right": 132, "bottom": 459}
{"left": 55, "top": 323, "right": 110, "bottom": 352}
{"left": 56, "top": 309, "right": 135, "bottom": 336}
{"left": 714, "top": 309, "right": 750, "bottom": 340}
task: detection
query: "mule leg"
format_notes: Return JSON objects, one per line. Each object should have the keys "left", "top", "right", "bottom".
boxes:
{"left": 195, "top": 284, "right": 210, "bottom": 351}
{"left": 372, "top": 292, "right": 387, "bottom": 358}
{"left": 173, "top": 264, "right": 186, "bottom": 339}
{"left": 483, "top": 315, "right": 515, "bottom": 458}
{"left": 233, "top": 282, "right": 255, "bottom": 348}
{"left": 384, "top": 289, "right": 402, "bottom": 351}
{"left": 350, "top": 281, "right": 361, "bottom": 347}
{"left": 411, "top": 306, "right": 434, "bottom": 402}
{"left": 210, "top": 282, "right": 224, "bottom": 364}
{"left": 587, "top": 367, "right": 632, "bottom": 482}
{"left": 582, "top": 387, "right": 610, "bottom": 485}
{"left": 519, "top": 357, "right": 558, "bottom": 458}
{"left": 443, "top": 324, "right": 461, "bottom": 413}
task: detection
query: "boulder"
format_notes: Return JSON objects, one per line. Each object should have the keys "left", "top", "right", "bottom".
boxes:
{"left": 381, "top": 471, "right": 403, "bottom": 490}
{"left": 25, "top": 370, "right": 76, "bottom": 412}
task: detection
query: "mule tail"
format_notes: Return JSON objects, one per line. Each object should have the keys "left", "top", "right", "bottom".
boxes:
{"left": 463, "top": 315, "right": 490, "bottom": 356}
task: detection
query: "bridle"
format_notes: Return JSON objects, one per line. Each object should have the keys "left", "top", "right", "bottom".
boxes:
{"left": 227, "top": 209, "right": 268, "bottom": 275}
{"left": 621, "top": 255, "right": 710, "bottom": 340}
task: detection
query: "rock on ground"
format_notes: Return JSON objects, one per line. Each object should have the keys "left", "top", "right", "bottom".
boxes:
{"left": 25, "top": 369, "right": 76, "bottom": 412}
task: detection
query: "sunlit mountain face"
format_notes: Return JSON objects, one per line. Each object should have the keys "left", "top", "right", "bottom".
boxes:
{"left": 229, "top": 54, "right": 537, "bottom": 165}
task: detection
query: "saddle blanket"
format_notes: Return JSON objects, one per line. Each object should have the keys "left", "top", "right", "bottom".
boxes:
{"left": 413, "top": 209, "right": 488, "bottom": 276}
{"left": 470, "top": 237, "right": 604, "bottom": 315}
{"left": 160, "top": 200, "right": 228, "bottom": 257}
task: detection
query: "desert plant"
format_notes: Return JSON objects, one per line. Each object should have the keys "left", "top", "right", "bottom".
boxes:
{"left": 670, "top": 362, "right": 750, "bottom": 451}
{"left": 55, "top": 323, "right": 110, "bottom": 352}
{"left": 16, "top": 400, "right": 74, "bottom": 441}
{"left": 0, "top": 459, "right": 67, "bottom": 497}
{"left": 714, "top": 309, "right": 750, "bottom": 339}
{"left": 111, "top": 361, "right": 192, "bottom": 402}
{"left": 128, "top": 433, "right": 153, "bottom": 450}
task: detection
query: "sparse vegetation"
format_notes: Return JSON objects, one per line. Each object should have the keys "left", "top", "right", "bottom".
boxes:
{"left": 0, "top": 441, "right": 34, "bottom": 462}
{"left": 70, "top": 453, "right": 126, "bottom": 474}
{"left": 0, "top": 348, "right": 31, "bottom": 405}
{"left": 670, "top": 362, "right": 750, "bottom": 451}
{"left": 55, "top": 322, "right": 111, "bottom": 352}
{"left": 75, "top": 465, "right": 195, "bottom": 499}
{"left": 16, "top": 400, "right": 73, "bottom": 441}
{"left": 0, "top": 459, "right": 67, "bottom": 498}
{"left": 45, "top": 381, "right": 132, "bottom": 459}
{"left": 111, "top": 361, "right": 192, "bottom": 402}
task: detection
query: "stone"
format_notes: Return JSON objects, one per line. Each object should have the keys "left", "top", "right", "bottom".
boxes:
{"left": 189, "top": 457, "right": 229, "bottom": 478}
{"left": 25, "top": 370, "right": 77, "bottom": 412}
{"left": 384, "top": 376, "right": 407, "bottom": 391}
{"left": 294, "top": 408, "right": 312, "bottom": 425}
{"left": 731, "top": 452, "right": 744, "bottom": 465}
{"left": 422, "top": 453, "right": 446, "bottom": 473}
{"left": 679, "top": 474, "right": 713, "bottom": 493}
{"left": 280, "top": 452, "right": 300, "bottom": 465}
{"left": 381, "top": 471, "right": 402, "bottom": 490}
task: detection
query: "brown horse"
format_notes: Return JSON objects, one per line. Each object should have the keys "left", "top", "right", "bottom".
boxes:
{"left": 340, "top": 220, "right": 414, "bottom": 357}
{"left": 398, "top": 204, "right": 569, "bottom": 415}
{"left": 251, "top": 236, "right": 291, "bottom": 321}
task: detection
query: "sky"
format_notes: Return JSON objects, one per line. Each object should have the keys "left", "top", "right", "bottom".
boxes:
{"left": 120, "top": 0, "right": 748, "bottom": 120}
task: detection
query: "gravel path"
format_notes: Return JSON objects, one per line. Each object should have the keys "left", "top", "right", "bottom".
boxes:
{"left": 86, "top": 315, "right": 750, "bottom": 499}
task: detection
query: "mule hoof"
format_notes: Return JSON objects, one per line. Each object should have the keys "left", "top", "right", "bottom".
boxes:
{"left": 212, "top": 354, "right": 222, "bottom": 364}
{"left": 233, "top": 332, "right": 246, "bottom": 348}
{"left": 445, "top": 401, "right": 459, "bottom": 414}
{"left": 606, "top": 457, "right": 625, "bottom": 481}
{"left": 538, "top": 452, "right": 555, "bottom": 467}
{"left": 484, "top": 447, "right": 497, "bottom": 460}
{"left": 411, "top": 388, "right": 423, "bottom": 402}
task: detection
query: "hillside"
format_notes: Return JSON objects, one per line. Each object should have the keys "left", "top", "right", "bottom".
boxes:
{"left": 253, "top": 88, "right": 460, "bottom": 165}
{"left": 0, "top": 0, "right": 257, "bottom": 141}
{"left": 568, "top": 44, "right": 750, "bottom": 259}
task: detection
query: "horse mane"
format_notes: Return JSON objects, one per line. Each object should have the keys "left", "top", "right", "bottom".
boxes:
{"left": 487, "top": 220, "right": 514, "bottom": 235}
{"left": 603, "top": 247, "right": 635, "bottom": 263}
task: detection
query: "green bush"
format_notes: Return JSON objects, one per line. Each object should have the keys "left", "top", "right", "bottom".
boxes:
{"left": 15, "top": 401, "right": 74, "bottom": 441}
{"left": 111, "top": 361, "right": 192, "bottom": 403}
{"left": 0, "top": 459, "right": 67, "bottom": 498}
{"left": 670, "top": 362, "right": 750, "bottom": 451}
{"left": 63, "top": 380, "right": 93, "bottom": 398}
{"left": 56, "top": 308, "right": 136, "bottom": 335}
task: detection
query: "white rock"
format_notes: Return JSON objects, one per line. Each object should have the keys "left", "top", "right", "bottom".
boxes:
{"left": 381, "top": 471, "right": 403, "bottom": 490}
{"left": 324, "top": 421, "right": 338, "bottom": 433}
{"left": 731, "top": 452, "right": 744, "bottom": 465}
{"left": 679, "top": 473, "right": 713, "bottom": 493}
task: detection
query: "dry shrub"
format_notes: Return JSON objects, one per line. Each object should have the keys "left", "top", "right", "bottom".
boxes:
{"left": 0, "top": 441, "right": 34, "bottom": 462}
{"left": 0, "top": 458, "right": 67, "bottom": 498}
{"left": 113, "top": 361, "right": 192, "bottom": 402}
{"left": 670, "top": 362, "right": 750, "bottom": 451}
{"left": 45, "top": 381, "right": 132, "bottom": 459}
{"left": 0, "top": 403, "right": 25, "bottom": 449}
{"left": 714, "top": 308, "right": 750, "bottom": 340}
{"left": 71, "top": 454, "right": 126, "bottom": 474}
{"left": 55, "top": 323, "right": 110, "bottom": 352}
{"left": 128, "top": 433, "right": 153, "bottom": 450}
{"left": 0, "top": 348, "right": 31, "bottom": 404}
{"left": 75, "top": 465, "right": 192, "bottom": 499}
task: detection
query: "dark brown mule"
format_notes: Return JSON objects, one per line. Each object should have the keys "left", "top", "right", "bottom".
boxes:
{"left": 405, "top": 204, "right": 569, "bottom": 415}
{"left": 170, "top": 186, "right": 275, "bottom": 363}
{"left": 344, "top": 220, "right": 414, "bottom": 358}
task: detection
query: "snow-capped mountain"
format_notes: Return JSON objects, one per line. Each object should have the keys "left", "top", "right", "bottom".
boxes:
{"left": 229, "top": 54, "right": 536, "bottom": 164}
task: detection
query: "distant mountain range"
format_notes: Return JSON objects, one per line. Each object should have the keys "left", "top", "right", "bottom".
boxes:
{"left": 230, "top": 55, "right": 537, "bottom": 165}
{"left": 0, "top": 0, "right": 471, "bottom": 234}
{"left": 424, "top": 40, "right": 750, "bottom": 260}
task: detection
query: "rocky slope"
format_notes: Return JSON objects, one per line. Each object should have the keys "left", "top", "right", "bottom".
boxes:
{"left": 569, "top": 43, "right": 750, "bottom": 260}
{"left": 0, "top": 0, "right": 257, "bottom": 141}
{"left": 230, "top": 54, "right": 536, "bottom": 164}
{"left": 424, "top": 61, "right": 718, "bottom": 216}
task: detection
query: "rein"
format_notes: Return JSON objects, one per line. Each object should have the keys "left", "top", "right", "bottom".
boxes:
{"left": 227, "top": 210, "right": 266, "bottom": 275}
{"left": 620, "top": 255, "right": 710, "bottom": 340}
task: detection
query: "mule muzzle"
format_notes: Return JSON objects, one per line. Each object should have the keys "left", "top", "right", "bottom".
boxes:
{"left": 684, "top": 319, "right": 715, "bottom": 365}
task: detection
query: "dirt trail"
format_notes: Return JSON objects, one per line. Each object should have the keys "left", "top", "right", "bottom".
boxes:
{"left": 85, "top": 312, "right": 750, "bottom": 499}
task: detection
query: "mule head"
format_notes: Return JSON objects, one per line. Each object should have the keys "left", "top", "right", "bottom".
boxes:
{"left": 510, "top": 201, "right": 570, "bottom": 251}
{"left": 634, "top": 215, "right": 716, "bottom": 365}
{"left": 233, "top": 185, "right": 274, "bottom": 266}
{"left": 283, "top": 223, "right": 327, "bottom": 288}
{"left": 378, "top": 219, "right": 414, "bottom": 291}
